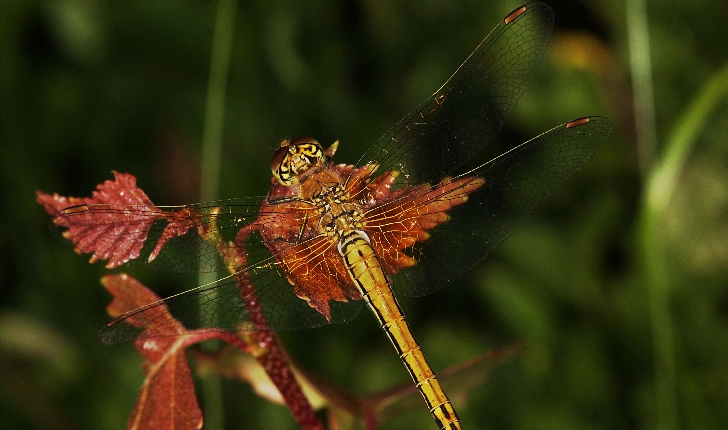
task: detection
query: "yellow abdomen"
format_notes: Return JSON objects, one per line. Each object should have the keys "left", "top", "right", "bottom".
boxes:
{"left": 338, "top": 230, "right": 461, "bottom": 430}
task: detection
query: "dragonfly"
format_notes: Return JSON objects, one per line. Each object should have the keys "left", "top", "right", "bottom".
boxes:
{"left": 46, "top": 3, "right": 611, "bottom": 429}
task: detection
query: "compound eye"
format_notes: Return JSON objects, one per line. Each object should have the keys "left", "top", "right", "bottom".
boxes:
{"left": 271, "top": 143, "right": 292, "bottom": 186}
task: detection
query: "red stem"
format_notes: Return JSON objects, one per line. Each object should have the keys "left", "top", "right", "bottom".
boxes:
{"left": 234, "top": 225, "right": 324, "bottom": 430}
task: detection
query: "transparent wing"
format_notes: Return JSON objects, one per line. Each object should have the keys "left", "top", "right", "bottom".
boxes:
{"left": 379, "top": 117, "right": 613, "bottom": 297}
{"left": 354, "top": 2, "right": 554, "bottom": 187}
{"left": 97, "top": 226, "right": 364, "bottom": 345}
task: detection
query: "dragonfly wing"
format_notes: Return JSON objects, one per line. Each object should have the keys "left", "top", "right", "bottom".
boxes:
{"left": 388, "top": 116, "right": 612, "bottom": 297}
{"left": 237, "top": 228, "right": 365, "bottom": 331}
{"left": 142, "top": 198, "right": 269, "bottom": 273}
{"left": 355, "top": 3, "right": 554, "bottom": 187}
{"left": 98, "top": 225, "right": 364, "bottom": 345}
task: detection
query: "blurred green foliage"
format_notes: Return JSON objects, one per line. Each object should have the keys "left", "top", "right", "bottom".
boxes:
{"left": 2, "top": 0, "right": 727, "bottom": 429}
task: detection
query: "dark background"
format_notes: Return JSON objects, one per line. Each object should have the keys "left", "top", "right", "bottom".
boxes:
{"left": 2, "top": 0, "right": 727, "bottom": 429}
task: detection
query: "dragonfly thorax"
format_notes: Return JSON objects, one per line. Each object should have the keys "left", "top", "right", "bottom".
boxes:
{"left": 309, "top": 181, "right": 364, "bottom": 241}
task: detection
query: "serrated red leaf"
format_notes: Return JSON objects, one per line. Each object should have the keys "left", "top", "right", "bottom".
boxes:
{"left": 38, "top": 172, "right": 202, "bottom": 269}
{"left": 37, "top": 172, "right": 161, "bottom": 268}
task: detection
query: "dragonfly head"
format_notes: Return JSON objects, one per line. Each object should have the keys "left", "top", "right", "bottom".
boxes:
{"left": 271, "top": 137, "right": 326, "bottom": 186}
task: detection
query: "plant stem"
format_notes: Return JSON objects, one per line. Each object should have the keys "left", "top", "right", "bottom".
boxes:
{"left": 626, "top": 0, "right": 658, "bottom": 179}
{"left": 200, "top": 0, "right": 236, "bottom": 203}
{"left": 199, "top": 0, "right": 237, "bottom": 429}
{"left": 639, "top": 61, "right": 728, "bottom": 430}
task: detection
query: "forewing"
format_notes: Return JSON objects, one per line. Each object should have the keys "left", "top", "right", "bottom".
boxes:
{"left": 355, "top": 2, "right": 554, "bottom": 187}
{"left": 387, "top": 116, "right": 612, "bottom": 297}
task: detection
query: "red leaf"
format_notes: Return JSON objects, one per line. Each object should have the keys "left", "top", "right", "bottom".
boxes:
{"left": 147, "top": 207, "right": 199, "bottom": 263}
{"left": 129, "top": 336, "right": 202, "bottom": 430}
{"left": 37, "top": 172, "right": 161, "bottom": 268}
{"left": 38, "top": 172, "right": 204, "bottom": 269}
{"left": 101, "top": 274, "right": 202, "bottom": 430}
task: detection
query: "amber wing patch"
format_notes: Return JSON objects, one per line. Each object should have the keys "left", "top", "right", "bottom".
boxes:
{"left": 267, "top": 236, "right": 359, "bottom": 319}
{"left": 364, "top": 175, "right": 485, "bottom": 274}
